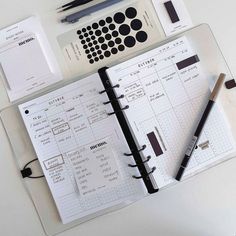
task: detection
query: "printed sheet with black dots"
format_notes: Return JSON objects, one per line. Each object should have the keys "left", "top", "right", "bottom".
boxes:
{"left": 58, "top": 1, "right": 163, "bottom": 76}
{"left": 77, "top": 8, "right": 149, "bottom": 64}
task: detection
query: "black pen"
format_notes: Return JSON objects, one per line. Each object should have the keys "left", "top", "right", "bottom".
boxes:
{"left": 57, "top": 0, "right": 93, "bottom": 12}
{"left": 61, "top": 0, "right": 123, "bottom": 23}
{"left": 175, "top": 73, "right": 226, "bottom": 181}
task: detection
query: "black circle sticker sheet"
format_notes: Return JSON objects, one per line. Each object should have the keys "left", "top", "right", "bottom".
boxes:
{"left": 58, "top": 0, "right": 164, "bottom": 76}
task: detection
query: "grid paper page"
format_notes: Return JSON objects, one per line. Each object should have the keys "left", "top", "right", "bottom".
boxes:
{"left": 18, "top": 73, "right": 146, "bottom": 224}
{"left": 107, "top": 36, "right": 235, "bottom": 188}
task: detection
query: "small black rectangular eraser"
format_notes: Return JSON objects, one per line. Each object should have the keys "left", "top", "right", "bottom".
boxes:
{"left": 225, "top": 79, "right": 236, "bottom": 89}
{"left": 164, "top": 1, "right": 180, "bottom": 23}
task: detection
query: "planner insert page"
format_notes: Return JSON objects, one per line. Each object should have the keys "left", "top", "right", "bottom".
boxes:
{"left": 107, "top": 36, "right": 235, "bottom": 188}
{"left": 18, "top": 74, "right": 146, "bottom": 224}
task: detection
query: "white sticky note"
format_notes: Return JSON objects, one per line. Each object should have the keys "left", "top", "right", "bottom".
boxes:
{"left": 0, "top": 16, "right": 62, "bottom": 102}
{"left": 0, "top": 35, "right": 52, "bottom": 91}
{"left": 67, "top": 138, "right": 121, "bottom": 197}
{"left": 152, "top": 0, "right": 193, "bottom": 36}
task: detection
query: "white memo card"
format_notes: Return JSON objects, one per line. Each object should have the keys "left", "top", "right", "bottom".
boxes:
{"left": 0, "top": 35, "right": 52, "bottom": 91}
{"left": 152, "top": 0, "right": 193, "bottom": 36}
{"left": 0, "top": 17, "right": 62, "bottom": 102}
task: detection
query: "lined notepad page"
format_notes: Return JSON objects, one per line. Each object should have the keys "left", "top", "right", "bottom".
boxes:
{"left": 19, "top": 74, "right": 146, "bottom": 224}
{"left": 107, "top": 36, "right": 235, "bottom": 188}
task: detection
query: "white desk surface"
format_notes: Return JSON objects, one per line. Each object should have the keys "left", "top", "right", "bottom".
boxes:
{"left": 1, "top": 0, "right": 236, "bottom": 236}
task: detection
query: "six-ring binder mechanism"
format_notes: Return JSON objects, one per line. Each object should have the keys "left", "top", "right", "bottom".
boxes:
{"left": 99, "top": 67, "right": 158, "bottom": 193}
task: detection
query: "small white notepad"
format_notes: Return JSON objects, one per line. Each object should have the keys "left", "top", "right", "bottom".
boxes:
{"left": 0, "top": 17, "right": 62, "bottom": 101}
{"left": 0, "top": 35, "right": 52, "bottom": 91}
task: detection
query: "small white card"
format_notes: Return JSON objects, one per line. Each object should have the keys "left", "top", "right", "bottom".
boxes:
{"left": 0, "top": 35, "right": 52, "bottom": 91}
{"left": 0, "top": 17, "right": 62, "bottom": 101}
{"left": 152, "top": 0, "right": 193, "bottom": 36}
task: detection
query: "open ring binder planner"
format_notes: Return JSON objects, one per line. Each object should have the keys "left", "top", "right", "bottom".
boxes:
{"left": 0, "top": 24, "right": 236, "bottom": 236}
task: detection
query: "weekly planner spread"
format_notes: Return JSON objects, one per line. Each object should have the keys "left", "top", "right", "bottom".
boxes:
{"left": 18, "top": 36, "right": 235, "bottom": 224}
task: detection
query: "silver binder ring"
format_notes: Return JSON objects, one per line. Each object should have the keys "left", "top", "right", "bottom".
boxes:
{"left": 132, "top": 167, "right": 156, "bottom": 179}
{"left": 99, "top": 84, "right": 120, "bottom": 94}
{"left": 124, "top": 145, "right": 147, "bottom": 156}
{"left": 103, "top": 95, "right": 125, "bottom": 105}
{"left": 107, "top": 105, "right": 129, "bottom": 116}
{"left": 128, "top": 156, "right": 151, "bottom": 168}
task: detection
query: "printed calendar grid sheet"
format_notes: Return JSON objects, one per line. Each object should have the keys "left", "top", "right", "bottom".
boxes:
{"left": 107, "top": 36, "right": 235, "bottom": 188}
{"left": 18, "top": 73, "right": 146, "bottom": 224}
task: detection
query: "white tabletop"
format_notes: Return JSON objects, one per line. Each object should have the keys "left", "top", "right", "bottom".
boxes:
{"left": 1, "top": 0, "right": 236, "bottom": 235}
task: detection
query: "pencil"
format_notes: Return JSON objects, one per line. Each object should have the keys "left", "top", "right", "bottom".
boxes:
{"left": 175, "top": 73, "right": 226, "bottom": 181}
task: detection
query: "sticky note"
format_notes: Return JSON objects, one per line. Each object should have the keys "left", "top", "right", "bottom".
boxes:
{"left": 0, "top": 35, "right": 52, "bottom": 91}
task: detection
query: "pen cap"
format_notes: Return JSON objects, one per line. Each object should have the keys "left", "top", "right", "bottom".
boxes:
{"left": 210, "top": 73, "right": 226, "bottom": 101}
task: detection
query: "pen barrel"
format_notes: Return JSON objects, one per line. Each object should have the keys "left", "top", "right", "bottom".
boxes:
{"left": 209, "top": 73, "right": 226, "bottom": 101}
{"left": 180, "top": 155, "right": 191, "bottom": 167}
{"left": 195, "top": 73, "right": 225, "bottom": 137}
{"left": 195, "top": 100, "right": 214, "bottom": 137}
{"left": 63, "top": 0, "right": 123, "bottom": 23}
{"left": 176, "top": 153, "right": 193, "bottom": 181}
{"left": 176, "top": 73, "right": 226, "bottom": 181}
{"left": 176, "top": 100, "right": 217, "bottom": 181}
